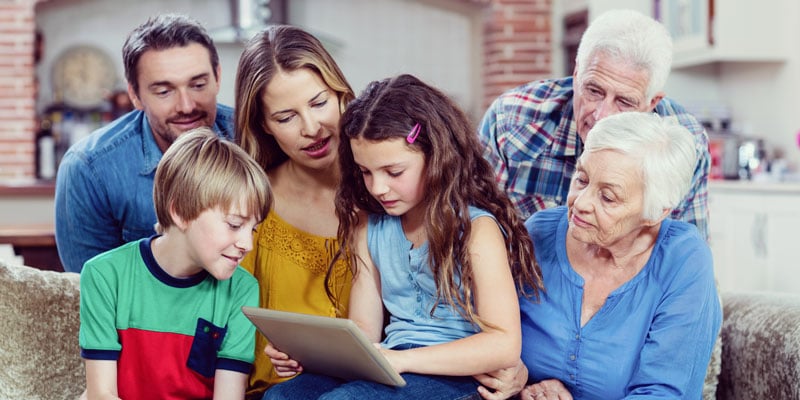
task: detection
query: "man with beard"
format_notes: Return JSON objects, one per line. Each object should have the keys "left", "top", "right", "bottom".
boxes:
{"left": 55, "top": 14, "right": 233, "bottom": 273}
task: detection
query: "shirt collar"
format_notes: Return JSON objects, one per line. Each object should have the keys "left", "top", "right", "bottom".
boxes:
{"left": 140, "top": 115, "right": 163, "bottom": 176}
{"left": 549, "top": 93, "right": 582, "bottom": 158}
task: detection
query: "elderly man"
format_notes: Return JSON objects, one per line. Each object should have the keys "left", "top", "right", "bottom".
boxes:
{"left": 478, "top": 9, "right": 709, "bottom": 239}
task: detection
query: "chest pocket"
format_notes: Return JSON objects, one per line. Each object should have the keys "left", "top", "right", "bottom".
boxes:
{"left": 187, "top": 318, "right": 227, "bottom": 378}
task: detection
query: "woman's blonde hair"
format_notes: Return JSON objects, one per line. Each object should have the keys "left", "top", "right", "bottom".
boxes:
{"left": 234, "top": 25, "right": 355, "bottom": 170}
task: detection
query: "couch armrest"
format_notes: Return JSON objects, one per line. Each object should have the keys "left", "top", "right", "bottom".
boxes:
{"left": 716, "top": 291, "right": 800, "bottom": 400}
{"left": 0, "top": 260, "right": 84, "bottom": 399}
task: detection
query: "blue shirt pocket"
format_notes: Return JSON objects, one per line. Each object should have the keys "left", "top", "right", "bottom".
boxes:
{"left": 187, "top": 318, "right": 227, "bottom": 378}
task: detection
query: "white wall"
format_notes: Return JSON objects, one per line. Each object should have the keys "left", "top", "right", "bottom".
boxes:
{"left": 288, "top": 0, "right": 483, "bottom": 119}
{"left": 35, "top": 0, "right": 483, "bottom": 120}
{"left": 671, "top": 0, "right": 800, "bottom": 170}
{"left": 718, "top": 38, "right": 800, "bottom": 169}
{"left": 35, "top": 0, "right": 242, "bottom": 111}
{"left": 550, "top": 0, "right": 588, "bottom": 77}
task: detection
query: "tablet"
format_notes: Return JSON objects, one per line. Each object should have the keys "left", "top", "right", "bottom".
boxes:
{"left": 241, "top": 307, "right": 406, "bottom": 387}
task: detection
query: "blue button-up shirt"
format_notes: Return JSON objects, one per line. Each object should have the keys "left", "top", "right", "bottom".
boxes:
{"left": 54, "top": 105, "right": 234, "bottom": 272}
{"left": 479, "top": 76, "right": 710, "bottom": 239}
{"left": 521, "top": 207, "right": 721, "bottom": 399}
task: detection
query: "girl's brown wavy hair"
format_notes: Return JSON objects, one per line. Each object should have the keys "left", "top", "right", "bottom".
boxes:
{"left": 329, "top": 74, "right": 542, "bottom": 327}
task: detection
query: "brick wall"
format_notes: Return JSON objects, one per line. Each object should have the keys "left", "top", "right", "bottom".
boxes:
{"left": 482, "top": 0, "right": 552, "bottom": 110}
{"left": 0, "top": 0, "right": 551, "bottom": 180}
{"left": 0, "top": 0, "right": 38, "bottom": 180}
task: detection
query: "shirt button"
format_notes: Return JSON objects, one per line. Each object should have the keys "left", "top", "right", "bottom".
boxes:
{"left": 575, "top": 334, "right": 580, "bottom": 339}
{"left": 570, "top": 374, "right": 576, "bottom": 380}
{"left": 569, "top": 354, "right": 576, "bottom": 361}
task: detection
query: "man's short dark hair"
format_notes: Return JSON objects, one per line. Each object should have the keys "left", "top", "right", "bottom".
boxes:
{"left": 122, "top": 14, "right": 219, "bottom": 94}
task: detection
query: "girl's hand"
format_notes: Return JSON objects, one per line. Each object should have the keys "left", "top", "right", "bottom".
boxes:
{"left": 474, "top": 359, "right": 528, "bottom": 399}
{"left": 265, "top": 343, "right": 303, "bottom": 377}
{"left": 520, "top": 379, "right": 573, "bottom": 400}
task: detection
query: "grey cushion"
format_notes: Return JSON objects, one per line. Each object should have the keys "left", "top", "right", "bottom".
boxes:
{"left": 716, "top": 291, "right": 800, "bottom": 400}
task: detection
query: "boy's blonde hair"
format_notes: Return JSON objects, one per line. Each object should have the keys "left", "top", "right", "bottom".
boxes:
{"left": 153, "top": 127, "right": 272, "bottom": 233}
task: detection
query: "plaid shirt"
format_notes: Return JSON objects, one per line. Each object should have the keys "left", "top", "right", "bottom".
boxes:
{"left": 479, "top": 76, "right": 710, "bottom": 239}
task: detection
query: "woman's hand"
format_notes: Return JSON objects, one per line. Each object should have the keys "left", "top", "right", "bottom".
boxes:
{"left": 520, "top": 379, "right": 573, "bottom": 400}
{"left": 473, "top": 359, "right": 528, "bottom": 399}
{"left": 264, "top": 342, "right": 303, "bottom": 377}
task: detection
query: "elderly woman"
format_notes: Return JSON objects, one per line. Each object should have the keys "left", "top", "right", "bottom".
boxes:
{"left": 478, "top": 111, "right": 721, "bottom": 400}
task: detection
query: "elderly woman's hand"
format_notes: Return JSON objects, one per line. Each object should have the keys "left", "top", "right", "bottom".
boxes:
{"left": 473, "top": 358, "right": 528, "bottom": 399}
{"left": 520, "top": 379, "right": 573, "bottom": 400}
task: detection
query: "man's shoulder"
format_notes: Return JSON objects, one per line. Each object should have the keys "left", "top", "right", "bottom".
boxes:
{"left": 66, "top": 110, "right": 145, "bottom": 163}
{"left": 654, "top": 96, "right": 690, "bottom": 115}
{"left": 496, "top": 76, "right": 574, "bottom": 105}
{"left": 216, "top": 103, "right": 234, "bottom": 115}
{"left": 655, "top": 98, "right": 702, "bottom": 128}
{"left": 214, "top": 103, "right": 235, "bottom": 140}
{"left": 489, "top": 76, "right": 574, "bottom": 127}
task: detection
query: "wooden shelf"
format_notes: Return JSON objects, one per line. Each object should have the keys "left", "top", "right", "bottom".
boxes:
{"left": 0, "top": 223, "right": 62, "bottom": 272}
{"left": 0, "top": 179, "right": 55, "bottom": 197}
{"left": 0, "top": 224, "right": 55, "bottom": 247}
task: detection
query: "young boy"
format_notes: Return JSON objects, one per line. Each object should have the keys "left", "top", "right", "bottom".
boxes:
{"left": 79, "top": 127, "right": 272, "bottom": 399}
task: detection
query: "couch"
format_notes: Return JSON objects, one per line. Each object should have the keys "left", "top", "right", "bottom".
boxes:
{"left": 0, "top": 260, "right": 82, "bottom": 400}
{"left": 1, "top": 259, "right": 798, "bottom": 400}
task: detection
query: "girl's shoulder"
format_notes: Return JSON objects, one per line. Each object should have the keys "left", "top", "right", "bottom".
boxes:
{"left": 466, "top": 205, "right": 494, "bottom": 221}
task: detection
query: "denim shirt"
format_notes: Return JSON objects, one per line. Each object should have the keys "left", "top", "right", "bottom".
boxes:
{"left": 54, "top": 105, "right": 234, "bottom": 272}
{"left": 521, "top": 207, "right": 721, "bottom": 399}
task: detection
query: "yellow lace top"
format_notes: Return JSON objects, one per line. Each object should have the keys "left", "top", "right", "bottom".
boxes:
{"left": 242, "top": 211, "right": 352, "bottom": 399}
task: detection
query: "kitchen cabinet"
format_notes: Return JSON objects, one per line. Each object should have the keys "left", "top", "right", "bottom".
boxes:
{"left": 708, "top": 181, "right": 800, "bottom": 293}
{"left": 657, "top": 0, "right": 788, "bottom": 69}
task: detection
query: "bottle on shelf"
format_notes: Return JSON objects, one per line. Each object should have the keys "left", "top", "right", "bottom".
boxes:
{"left": 35, "top": 118, "right": 56, "bottom": 180}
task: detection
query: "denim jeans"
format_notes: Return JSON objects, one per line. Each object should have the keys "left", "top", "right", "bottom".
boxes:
{"left": 263, "top": 372, "right": 482, "bottom": 400}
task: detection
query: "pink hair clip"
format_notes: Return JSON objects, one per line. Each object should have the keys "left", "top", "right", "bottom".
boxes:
{"left": 406, "top": 123, "right": 421, "bottom": 144}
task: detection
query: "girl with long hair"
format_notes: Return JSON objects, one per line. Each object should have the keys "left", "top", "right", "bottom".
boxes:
{"left": 265, "top": 74, "right": 542, "bottom": 400}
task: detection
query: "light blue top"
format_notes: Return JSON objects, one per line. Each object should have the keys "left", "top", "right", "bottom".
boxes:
{"left": 521, "top": 206, "right": 721, "bottom": 399}
{"left": 367, "top": 206, "right": 492, "bottom": 349}
{"left": 54, "top": 106, "right": 234, "bottom": 273}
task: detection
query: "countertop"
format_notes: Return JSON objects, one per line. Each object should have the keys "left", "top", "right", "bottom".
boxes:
{"left": 0, "top": 180, "right": 60, "bottom": 270}
{"left": 709, "top": 179, "right": 800, "bottom": 194}
{"left": 0, "top": 181, "right": 55, "bottom": 225}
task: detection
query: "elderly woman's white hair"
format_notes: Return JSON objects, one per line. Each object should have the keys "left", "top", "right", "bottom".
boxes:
{"left": 583, "top": 111, "right": 696, "bottom": 221}
{"left": 575, "top": 9, "right": 672, "bottom": 101}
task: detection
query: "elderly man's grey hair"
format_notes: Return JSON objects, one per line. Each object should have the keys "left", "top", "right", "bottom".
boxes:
{"left": 575, "top": 9, "right": 673, "bottom": 101}
{"left": 582, "top": 111, "right": 696, "bottom": 221}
